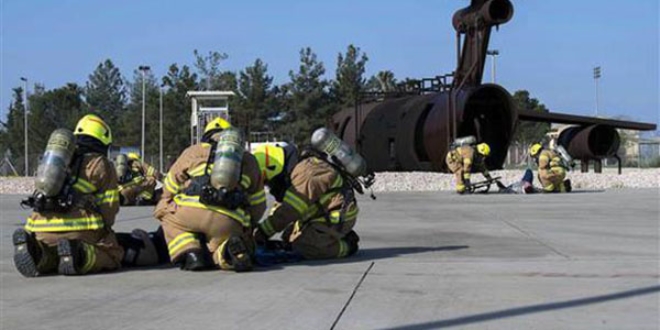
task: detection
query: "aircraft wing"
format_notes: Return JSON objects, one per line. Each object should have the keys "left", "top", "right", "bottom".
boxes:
{"left": 517, "top": 109, "right": 657, "bottom": 131}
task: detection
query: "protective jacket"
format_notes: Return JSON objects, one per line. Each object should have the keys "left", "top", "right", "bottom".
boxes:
{"left": 119, "top": 159, "right": 161, "bottom": 204}
{"left": 258, "top": 156, "right": 359, "bottom": 259}
{"left": 24, "top": 153, "right": 123, "bottom": 274}
{"left": 154, "top": 142, "right": 266, "bottom": 269}
{"left": 445, "top": 145, "right": 490, "bottom": 193}
{"left": 536, "top": 149, "right": 567, "bottom": 192}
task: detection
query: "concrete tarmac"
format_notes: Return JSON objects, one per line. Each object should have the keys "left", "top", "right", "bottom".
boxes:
{"left": 1, "top": 189, "right": 658, "bottom": 330}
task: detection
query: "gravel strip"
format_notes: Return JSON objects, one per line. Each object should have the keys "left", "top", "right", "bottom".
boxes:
{"left": 2, "top": 168, "right": 658, "bottom": 195}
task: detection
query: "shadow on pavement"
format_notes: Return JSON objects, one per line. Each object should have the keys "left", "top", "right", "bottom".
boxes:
{"left": 380, "top": 285, "right": 660, "bottom": 330}
{"left": 296, "top": 245, "right": 469, "bottom": 267}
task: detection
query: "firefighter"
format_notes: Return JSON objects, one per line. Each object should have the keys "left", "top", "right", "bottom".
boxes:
{"left": 445, "top": 142, "right": 493, "bottom": 194}
{"left": 529, "top": 143, "right": 571, "bottom": 193}
{"left": 117, "top": 152, "right": 162, "bottom": 206}
{"left": 252, "top": 128, "right": 372, "bottom": 260}
{"left": 12, "top": 114, "right": 128, "bottom": 276}
{"left": 153, "top": 118, "right": 266, "bottom": 272}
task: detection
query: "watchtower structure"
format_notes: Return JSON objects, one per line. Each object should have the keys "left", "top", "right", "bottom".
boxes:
{"left": 187, "top": 91, "right": 235, "bottom": 145}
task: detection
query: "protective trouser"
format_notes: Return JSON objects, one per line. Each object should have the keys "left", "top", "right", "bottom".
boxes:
{"left": 33, "top": 229, "right": 123, "bottom": 274}
{"left": 539, "top": 167, "right": 567, "bottom": 193}
{"left": 160, "top": 206, "right": 254, "bottom": 270}
{"left": 284, "top": 219, "right": 357, "bottom": 260}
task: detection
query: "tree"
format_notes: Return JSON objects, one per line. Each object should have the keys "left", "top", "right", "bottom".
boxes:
{"left": 194, "top": 49, "right": 229, "bottom": 90}
{"left": 85, "top": 59, "right": 125, "bottom": 128}
{"left": 161, "top": 63, "right": 199, "bottom": 160}
{"left": 512, "top": 90, "right": 551, "bottom": 146}
{"left": 366, "top": 70, "right": 397, "bottom": 93}
{"left": 236, "top": 59, "right": 274, "bottom": 139}
{"left": 331, "top": 44, "right": 369, "bottom": 108}
{"left": 120, "top": 69, "right": 159, "bottom": 158}
{"left": 0, "top": 87, "right": 27, "bottom": 173}
{"left": 283, "top": 47, "right": 332, "bottom": 144}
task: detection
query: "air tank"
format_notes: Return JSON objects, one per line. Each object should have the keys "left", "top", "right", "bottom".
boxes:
{"left": 35, "top": 129, "right": 76, "bottom": 197}
{"left": 450, "top": 136, "right": 476, "bottom": 148}
{"left": 115, "top": 154, "right": 128, "bottom": 179}
{"left": 311, "top": 127, "right": 367, "bottom": 177}
{"left": 210, "top": 128, "right": 244, "bottom": 190}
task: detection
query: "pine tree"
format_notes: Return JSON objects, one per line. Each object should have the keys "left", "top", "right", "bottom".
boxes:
{"left": 161, "top": 63, "right": 199, "bottom": 161}
{"left": 284, "top": 47, "right": 331, "bottom": 144}
{"left": 85, "top": 59, "right": 125, "bottom": 128}
{"left": 236, "top": 59, "right": 274, "bottom": 140}
{"left": 331, "top": 44, "right": 369, "bottom": 108}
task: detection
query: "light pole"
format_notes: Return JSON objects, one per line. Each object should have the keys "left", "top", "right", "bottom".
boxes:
{"left": 486, "top": 50, "right": 499, "bottom": 83}
{"left": 20, "top": 77, "right": 29, "bottom": 176}
{"left": 593, "top": 66, "right": 601, "bottom": 117}
{"left": 159, "top": 86, "right": 163, "bottom": 172}
{"left": 138, "top": 65, "right": 150, "bottom": 159}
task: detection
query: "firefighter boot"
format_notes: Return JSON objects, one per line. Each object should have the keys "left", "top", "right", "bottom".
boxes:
{"left": 564, "top": 179, "right": 572, "bottom": 193}
{"left": 179, "top": 250, "right": 211, "bottom": 271}
{"left": 223, "top": 236, "right": 253, "bottom": 272}
{"left": 13, "top": 228, "right": 45, "bottom": 277}
{"left": 344, "top": 230, "right": 360, "bottom": 257}
{"left": 118, "top": 229, "right": 159, "bottom": 267}
{"left": 57, "top": 239, "right": 92, "bottom": 276}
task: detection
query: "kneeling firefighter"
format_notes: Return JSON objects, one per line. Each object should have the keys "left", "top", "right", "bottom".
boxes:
{"left": 529, "top": 143, "right": 572, "bottom": 193}
{"left": 116, "top": 152, "right": 162, "bottom": 206}
{"left": 445, "top": 136, "right": 493, "bottom": 194}
{"left": 153, "top": 118, "right": 267, "bottom": 271}
{"left": 253, "top": 128, "right": 375, "bottom": 260}
{"left": 12, "top": 114, "right": 145, "bottom": 277}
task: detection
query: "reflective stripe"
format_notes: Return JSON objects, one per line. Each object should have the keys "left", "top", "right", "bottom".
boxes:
{"left": 249, "top": 190, "right": 266, "bottom": 206}
{"left": 463, "top": 158, "right": 472, "bottom": 165}
{"left": 309, "top": 205, "right": 359, "bottom": 225}
{"left": 165, "top": 173, "right": 180, "bottom": 194}
{"left": 240, "top": 175, "right": 251, "bottom": 189}
{"left": 132, "top": 176, "right": 145, "bottom": 184}
{"left": 81, "top": 244, "right": 96, "bottom": 274}
{"left": 95, "top": 189, "right": 119, "bottom": 205}
{"left": 73, "top": 178, "right": 96, "bottom": 194}
{"left": 283, "top": 190, "right": 309, "bottom": 215}
{"left": 168, "top": 232, "right": 197, "bottom": 257}
{"left": 337, "top": 240, "right": 348, "bottom": 258}
{"left": 187, "top": 164, "right": 207, "bottom": 177}
{"left": 329, "top": 206, "right": 358, "bottom": 224}
{"left": 25, "top": 215, "right": 105, "bottom": 232}
{"left": 463, "top": 173, "right": 471, "bottom": 180}
{"left": 173, "top": 194, "right": 251, "bottom": 227}
{"left": 146, "top": 167, "right": 155, "bottom": 176}
{"left": 259, "top": 218, "right": 277, "bottom": 237}
{"left": 330, "top": 175, "right": 343, "bottom": 189}
{"left": 543, "top": 183, "right": 555, "bottom": 192}
{"left": 139, "top": 190, "right": 153, "bottom": 199}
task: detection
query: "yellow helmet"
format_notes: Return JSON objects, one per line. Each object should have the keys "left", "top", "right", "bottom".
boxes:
{"left": 127, "top": 152, "right": 140, "bottom": 161}
{"left": 476, "top": 143, "right": 491, "bottom": 156}
{"left": 74, "top": 114, "right": 112, "bottom": 146}
{"left": 204, "top": 117, "right": 232, "bottom": 135}
{"left": 529, "top": 143, "right": 543, "bottom": 157}
{"left": 253, "top": 144, "right": 285, "bottom": 181}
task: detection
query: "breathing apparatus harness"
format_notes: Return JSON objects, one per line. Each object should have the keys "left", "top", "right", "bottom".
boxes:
{"left": 299, "top": 147, "right": 376, "bottom": 226}
{"left": 183, "top": 142, "right": 248, "bottom": 210}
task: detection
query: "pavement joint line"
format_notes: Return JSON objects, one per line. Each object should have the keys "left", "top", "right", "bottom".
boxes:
{"left": 330, "top": 261, "right": 375, "bottom": 330}
{"left": 500, "top": 218, "right": 571, "bottom": 260}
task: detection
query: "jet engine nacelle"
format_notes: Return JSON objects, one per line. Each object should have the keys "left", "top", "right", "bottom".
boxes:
{"left": 452, "top": 0, "right": 514, "bottom": 33}
{"left": 557, "top": 125, "right": 621, "bottom": 159}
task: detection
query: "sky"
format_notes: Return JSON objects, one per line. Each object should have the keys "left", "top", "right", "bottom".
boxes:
{"left": 1, "top": 0, "right": 658, "bottom": 128}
